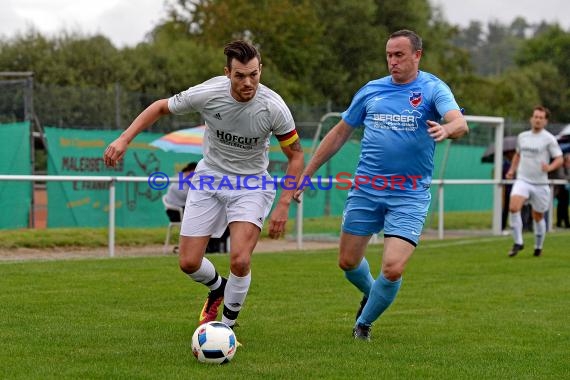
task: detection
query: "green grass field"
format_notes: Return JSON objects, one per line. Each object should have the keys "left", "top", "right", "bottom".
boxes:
{"left": 0, "top": 211, "right": 494, "bottom": 249}
{"left": 1, "top": 232, "right": 568, "bottom": 379}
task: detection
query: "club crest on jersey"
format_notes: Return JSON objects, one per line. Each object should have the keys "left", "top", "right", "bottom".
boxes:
{"left": 409, "top": 91, "right": 422, "bottom": 108}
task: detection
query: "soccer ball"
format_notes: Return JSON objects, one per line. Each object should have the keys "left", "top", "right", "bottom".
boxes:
{"left": 191, "top": 321, "right": 237, "bottom": 364}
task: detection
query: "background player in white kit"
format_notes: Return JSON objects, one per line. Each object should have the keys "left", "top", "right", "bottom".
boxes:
{"left": 103, "top": 40, "right": 304, "bottom": 329}
{"left": 506, "top": 106, "right": 563, "bottom": 257}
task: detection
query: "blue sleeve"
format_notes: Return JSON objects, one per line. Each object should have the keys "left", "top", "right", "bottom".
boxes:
{"left": 341, "top": 85, "right": 370, "bottom": 128}
{"left": 433, "top": 81, "right": 460, "bottom": 120}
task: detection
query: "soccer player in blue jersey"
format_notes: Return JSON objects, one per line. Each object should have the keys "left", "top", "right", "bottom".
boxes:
{"left": 293, "top": 30, "right": 468, "bottom": 341}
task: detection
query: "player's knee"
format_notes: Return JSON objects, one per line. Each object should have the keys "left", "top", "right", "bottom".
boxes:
{"left": 382, "top": 265, "right": 403, "bottom": 281}
{"left": 509, "top": 204, "right": 521, "bottom": 213}
{"left": 179, "top": 255, "right": 201, "bottom": 274}
{"left": 509, "top": 199, "right": 524, "bottom": 213}
{"left": 229, "top": 254, "right": 251, "bottom": 277}
{"left": 338, "top": 257, "right": 359, "bottom": 271}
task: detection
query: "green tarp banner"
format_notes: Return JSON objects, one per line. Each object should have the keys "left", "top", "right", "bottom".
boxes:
{"left": 45, "top": 127, "right": 201, "bottom": 227}
{"left": 267, "top": 139, "right": 362, "bottom": 218}
{"left": 431, "top": 144, "right": 491, "bottom": 212}
{"left": 44, "top": 127, "right": 348, "bottom": 227}
{"left": 0, "top": 122, "right": 32, "bottom": 229}
{"left": 44, "top": 126, "right": 492, "bottom": 228}
{"left": 269, "top": 139, "right": 492, "bottom": 218}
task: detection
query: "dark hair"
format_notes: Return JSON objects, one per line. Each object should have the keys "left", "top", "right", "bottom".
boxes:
{"left": 224, "top": 40, "right": 261, "bottom": 70}
{"left": 389, "top": 29, "right": 422, "bottom": 51}
{"left": 181, "top": 162, "right": 197, "bottom": 172}
{"left": 533, "top": 105, "right": 551, "bottom": 120}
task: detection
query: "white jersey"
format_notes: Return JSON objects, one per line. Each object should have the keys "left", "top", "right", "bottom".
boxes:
{"left": 516, "top": 129, "right": 563, "bottom": 184}
{"left": 164, "top": 183, "right": 188, "bottom": 208}
{"left": 168, "top": 76, "right": 295, "bottom": 175}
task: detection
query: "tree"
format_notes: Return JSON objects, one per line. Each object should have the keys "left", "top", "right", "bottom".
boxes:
{"left": 159, "top": 0, "right": 326, "bottom": 104}
{"left": 0, "top": 29, "right": 55, "bottom": 77}
{"left": 120, "top": 34, "right": 220, "bottom": 95}
{"left": 515, "top": 25, "right": 570, "bottom": 120}
{"left": 453, "top": 21, "right": 485, "bottom": 51}
{"left": 374, "top": 0, "right": 431, "bottom": 34}
{"left": 510, "top": 17, "right": 530, "bottom": 39}
{"left": 158, "top": 0, "right": 466, "bottom": 107}
{"left": 481, "top": 21, "right": 516, "bottom": 76}
{"left": 310, "top": 0, "right": 387, "bottom": 106}
{"left": 451, "top": 18, "right": 529, "bottom": 77}
{"left": 516, "top": 25, "right": 570, "bottom": 79}
{"left": 0, "top": 29, "right": 127, "bottom": 88}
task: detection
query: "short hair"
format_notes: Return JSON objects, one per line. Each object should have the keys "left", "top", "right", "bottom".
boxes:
{"left": 181, "top": 162, "right": 197, "bottom": 172}
{"left": 389, "top": 29, "right": 423, "bottom": 51}
{"left": 223, "top": 40, "right": 261, "bottom": 70}
{"left": 533, "top": 105, "right": 551, "bottom": 120}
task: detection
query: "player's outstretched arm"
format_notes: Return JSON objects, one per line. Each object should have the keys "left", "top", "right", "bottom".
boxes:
{"left": 543, "top": 155, "right": 564, "bottom": 173}
{"left": 268, "top": 138, "right": 304, "bottom": 239}
{"left": 506, "top": 153, "right": 521, "bottom": 179}
{"left": 293, "top": 120, "right": 353, "bottom": 202}
{"left": 104, "top": 99, "right": 170, "bottom": 167}
{"left": 444, "top": 109, "right": 469, "bottom": 139}
{"left": 428, "top": 109, "right": 468, "bottom": 142}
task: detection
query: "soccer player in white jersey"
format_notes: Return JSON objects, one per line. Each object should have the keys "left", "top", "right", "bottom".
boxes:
{"left": 505, "top": 106, "right": 563, "bottom": 257}
{"left": 294, "top": 30, "right": 468, "bottom": 341}
{"left": 103, "top": 40, "right": 304, "bottom": 331}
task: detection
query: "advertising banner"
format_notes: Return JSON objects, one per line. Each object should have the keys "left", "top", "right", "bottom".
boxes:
{"left": 0, "top": 122, "right": 32, "bottom": 229}
{"left": 45, "top": 127, "right": 200, "bottom": 227}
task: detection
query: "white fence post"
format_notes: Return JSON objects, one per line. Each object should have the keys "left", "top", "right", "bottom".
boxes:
{"left": 296, "top": 192, "right": 303, "bottom": 250}
{"left": 1, "top": 175, "right": 567, "bottom": 256}
{"left": 108, "top": 178, "right": 116, "bottom": 258}
{"left": 438, "top": 183, "right": 444, "bottom": 240}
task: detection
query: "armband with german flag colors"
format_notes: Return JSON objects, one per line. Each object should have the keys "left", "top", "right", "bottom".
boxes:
{"left": 276, "top": 129, "right": 299, "bottom": 147}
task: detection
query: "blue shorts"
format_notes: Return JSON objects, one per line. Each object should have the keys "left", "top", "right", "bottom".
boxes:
{"left": 341, "top": 189, "right": 431, "bottom": 246}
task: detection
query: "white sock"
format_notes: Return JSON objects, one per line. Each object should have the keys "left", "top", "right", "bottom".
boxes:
{"left": 187, "top": 257, "right": 222, "bottom": 290}
{"left": 222, "top": 271, "right": 251, "bottom": 327}
{"left": 533, "top": 219, "right": 546, "bottom": 249}
{"left": 510, "top": 212, "right": 523, "bottom": 245}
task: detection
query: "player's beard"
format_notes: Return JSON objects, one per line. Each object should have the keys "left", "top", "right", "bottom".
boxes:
{"left": 239, "top": 86, "right": 256, "bottom": 101}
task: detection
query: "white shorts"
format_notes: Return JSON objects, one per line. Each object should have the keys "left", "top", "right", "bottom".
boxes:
{"left": 511, "top": 180, "right": 551, "bottom": 213}
{"left": 180, "top": 161, "right": 277, "bottom": 237}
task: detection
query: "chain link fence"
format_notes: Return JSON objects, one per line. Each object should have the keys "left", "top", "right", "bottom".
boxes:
{"left": 2, "top": 76, "right": 567, "bottom": 137}
{"left": 0, "top": 78, "right": 336, "bottom": 139}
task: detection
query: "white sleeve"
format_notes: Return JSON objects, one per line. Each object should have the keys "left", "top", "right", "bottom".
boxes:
{"left": 271, "top": 99, "right": 296, "bottom": 136}
{"left": 549, "top": 136, "right": 563, "bottom": 158}
{"left": 168, "top": 88, "right": 196, "bottom": 115}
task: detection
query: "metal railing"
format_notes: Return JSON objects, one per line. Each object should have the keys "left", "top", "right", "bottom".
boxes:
{"left": 0, "top": 175, "right": 567, "bottom": 256}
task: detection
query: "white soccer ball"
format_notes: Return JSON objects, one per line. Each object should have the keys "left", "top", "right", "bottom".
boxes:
{"left": 191, "top": 321, "right": 237, "bottom": 364}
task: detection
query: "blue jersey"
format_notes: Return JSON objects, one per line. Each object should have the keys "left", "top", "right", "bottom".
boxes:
{"left": 342, "top": 70, "right": 460, "bottom": 194}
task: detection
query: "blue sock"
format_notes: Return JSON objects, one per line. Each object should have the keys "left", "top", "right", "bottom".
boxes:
{"left": 357, "top": 273, "right": 402, "bottom": 326}
{"left": 344, "top": 257, "right": 374, "bottom": 296}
